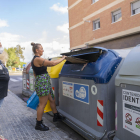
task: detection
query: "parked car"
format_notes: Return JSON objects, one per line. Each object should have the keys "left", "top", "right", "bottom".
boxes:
{"left": 20, "top": 68, "right": 23, "bottom": 71}
{"left": 16, "top": 67, "right": 20, "bottom": 71}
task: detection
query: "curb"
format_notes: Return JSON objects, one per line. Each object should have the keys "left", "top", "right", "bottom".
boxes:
{"left": 9, "top": 73, "right": 22, "bottom": 75}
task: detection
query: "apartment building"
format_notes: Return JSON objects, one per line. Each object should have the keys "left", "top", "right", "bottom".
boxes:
{"left": 68, "top": 0, "right": 140, "bottom": 49}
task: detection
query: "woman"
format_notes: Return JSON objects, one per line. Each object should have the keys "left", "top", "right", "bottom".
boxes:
{"left": 31, "top": 42, "right": 66, "bottom": 131}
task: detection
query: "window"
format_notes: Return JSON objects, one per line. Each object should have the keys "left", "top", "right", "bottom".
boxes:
{"left": 112, "top": 9, "right": 122, "bottom": 23}
{"left": 92, "top": 0, "right": 99, "bottom": 4}
{"left": 131, "top": 0, "right": 140, "bottom": 15}
{"left": 93, "top": 19, "right": 100, "bottom": 30}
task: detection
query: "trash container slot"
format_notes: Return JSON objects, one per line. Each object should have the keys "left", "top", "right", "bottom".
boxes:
{"left": 70, "top": 48, "right": 82, "bottom": 52}
{"left": 70, "top": 63, "right": 88, "bottom": 72}
{"left": 72, "top": 52, "right": 101, "bottom": 62}
{"left": 65, "top": 56, "right": 89, "bottom": 64}
{"left": 65, "top": 51, "right": 103, "bottom": 64}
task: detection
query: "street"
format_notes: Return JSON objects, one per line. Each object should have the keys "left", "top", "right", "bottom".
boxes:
{"left": 8, "top": 73, "right": 86, "bottom": 140}
{"left": 9, "top": 75, "right": 23, "bottom": 99}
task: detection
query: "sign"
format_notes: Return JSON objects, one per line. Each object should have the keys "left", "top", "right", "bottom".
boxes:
{"left": 63, "top": 82, "right": 74, "bottom": 98}
{"left": 23, "top": 75, "right": 26, "bottom": 90}
{"left": 23, "top": 64, "right": 26, "bottom": 67}
{"left": 122, "top": 89, "right": 140, "bottom": 137}
{"left": 74, "top": 83, "right": 89, "bottom": 104}
{"left": 91, "top": 85, "right": 97, "bottom": 95}
{"left": 0, "top": 65, "right": 3, "bottom": 70}
{"left": 63, "top": 81, "right": 89, "bottom": 104}
{"left": 29, "top": 75, "right": 34, "bottom": 91}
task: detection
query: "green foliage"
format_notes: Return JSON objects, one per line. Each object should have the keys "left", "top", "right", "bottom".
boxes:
{"left": 5, "top": 45, "right": 26, "bottom": 67}
{"left": 0, "top": 50, "right": 8, "bottom": 63}
{"left": 5, "top": 47, "right": 19, "bottom": 67}
{"left": 19, "top": 62, "right": 26, "bottom": 68}
{"left": 15, "top": 45, "right": 25, "bottom": 61}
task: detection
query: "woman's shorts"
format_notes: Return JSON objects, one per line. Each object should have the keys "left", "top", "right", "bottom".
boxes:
{"left": 35, "top": 73, "right": 54, "bottom": 99}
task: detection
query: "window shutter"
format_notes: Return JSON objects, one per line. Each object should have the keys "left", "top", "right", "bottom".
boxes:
{"left": 93, "top": 19, "right": 100, "bottom": 30}
{"left": 94, "top": 19, "right": 100, "bottom": 24}
{"left": 92, "top": 0, "right": 98, "bottom": 3}
{"left": 132, "top": 1, "right": 140, "bottom": 10}
{"left": 112, "top": 9, "right": 121, "bottom": 16}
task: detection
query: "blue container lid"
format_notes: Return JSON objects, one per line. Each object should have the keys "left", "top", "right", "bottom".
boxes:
{"left": 60, "top": 47, "right": 122, "bottom": 84}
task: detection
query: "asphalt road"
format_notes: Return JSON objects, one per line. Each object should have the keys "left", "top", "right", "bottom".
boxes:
{"left": 8, "top": 73, "right": 86, "bottom": 140}
{"left": 8, "top": 74, "right": 24, "bottom": 98}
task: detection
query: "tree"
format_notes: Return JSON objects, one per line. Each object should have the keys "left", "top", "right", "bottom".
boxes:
{"left": 5, "top": 47, "right": 20, "bottom": 67}
{"left": 4, "top": 45, "right": 26, "bottom": 68}
{"left": 0, "top": 50, "right": 8, "bottom": 64}
{"left": 15, "top": 45, "right": 25, "bottom": 61}
{"left": 19, "top": 61, "right": 26, "bottom": 68}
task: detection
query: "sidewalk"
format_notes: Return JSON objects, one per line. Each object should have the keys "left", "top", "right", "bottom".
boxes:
{"left": 0, "top": 91, "right": 73, "bottom": 140}
{"left": 9, "top": 71, "right": 22, "bottom": 75}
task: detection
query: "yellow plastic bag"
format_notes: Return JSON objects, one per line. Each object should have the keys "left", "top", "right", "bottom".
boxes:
{"left": 44, "top": 100, "right": 52, "bottom": 113}
{"left": 47, "top": 57, "right": 66, "bottom": 78}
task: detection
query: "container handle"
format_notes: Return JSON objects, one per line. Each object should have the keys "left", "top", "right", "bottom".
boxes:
{"left": 71, "top": 63, "right": 88, "bottom": 72}
{"left": 70, "top": 48, "right": 82, "bottom": 52}
{"left": 71, "top": 70, "right": 81, "bottom": 72}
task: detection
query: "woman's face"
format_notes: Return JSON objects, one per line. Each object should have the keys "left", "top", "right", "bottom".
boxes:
{"left": 36, "top": 45, "right": 44, "bottom": 56}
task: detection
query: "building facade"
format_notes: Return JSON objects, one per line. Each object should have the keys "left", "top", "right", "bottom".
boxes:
{"left": 68, "top": 0, "right": 140, "bottom": 49}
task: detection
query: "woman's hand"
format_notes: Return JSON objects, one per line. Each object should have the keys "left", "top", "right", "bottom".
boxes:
{"left": 62, "top": 55, "right": 67, "bottom": 60}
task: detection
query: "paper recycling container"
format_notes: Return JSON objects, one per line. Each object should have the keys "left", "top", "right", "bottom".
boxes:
{"left": 58, "top": 47, "right": 122, "bottom": 140}
{"left": 47, "top": 57, "right": 66, "bottom": 106}
{"left": 29, "top": 67, "right": 35, "bottom": 96}
{"left": 114, "top": 45, "right": 140, "bottom": 140}
{"left": 22, "top": 62, "right": 31, "bottom": 97}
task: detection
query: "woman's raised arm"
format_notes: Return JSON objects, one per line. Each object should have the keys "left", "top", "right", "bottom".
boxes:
{"left": 35, "top": 56, "right": 66, "bottom": 67}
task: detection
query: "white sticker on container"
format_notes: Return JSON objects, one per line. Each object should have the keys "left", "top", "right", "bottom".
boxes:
{"left": 0, "top": 65, "right": 3, "bottom": 70}
{"left": 63, "top": 81, "right": 74, "bottom": 99}
{"left": 30, "top": 75, "right": 34, "bottom": 91}
{"left": 62, "top": 81, "right": 89, "bottom": 104}
{"left": 122, "top": 89, "right": 140, "bottom": 137}
{"left": 91, "top": 85, "right": 97, "bottom": 95}
{"left": 23, "top": 79, "right": 26, "bottom": 90}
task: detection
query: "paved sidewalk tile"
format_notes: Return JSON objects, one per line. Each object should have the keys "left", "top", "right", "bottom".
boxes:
{"left": 0, "top": 91, "right": 73, "bottom": 140}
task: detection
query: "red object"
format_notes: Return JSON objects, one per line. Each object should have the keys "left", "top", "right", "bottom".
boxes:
{"left": 27, "top": 79, "right": 29, "bottom": 89}
{"left": 0, "top": 135, "right": 7, "bottom": 140}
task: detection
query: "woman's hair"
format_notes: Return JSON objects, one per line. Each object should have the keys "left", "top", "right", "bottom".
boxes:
{"left": 31, "top": 42, "right": 41, "bottom": 54}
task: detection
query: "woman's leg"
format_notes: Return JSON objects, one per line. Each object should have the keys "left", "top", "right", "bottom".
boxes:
{"left": 37, "top": 95, "right": 48, "bottom": 121}
{"left": 48, "top": 93, "right": 57, "bottom": 114}
{"left": 35, "top": 95, "right": 49, "bottom": 131}
{"left": 48, "top": 93, "right": 65, "bottom": 122}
